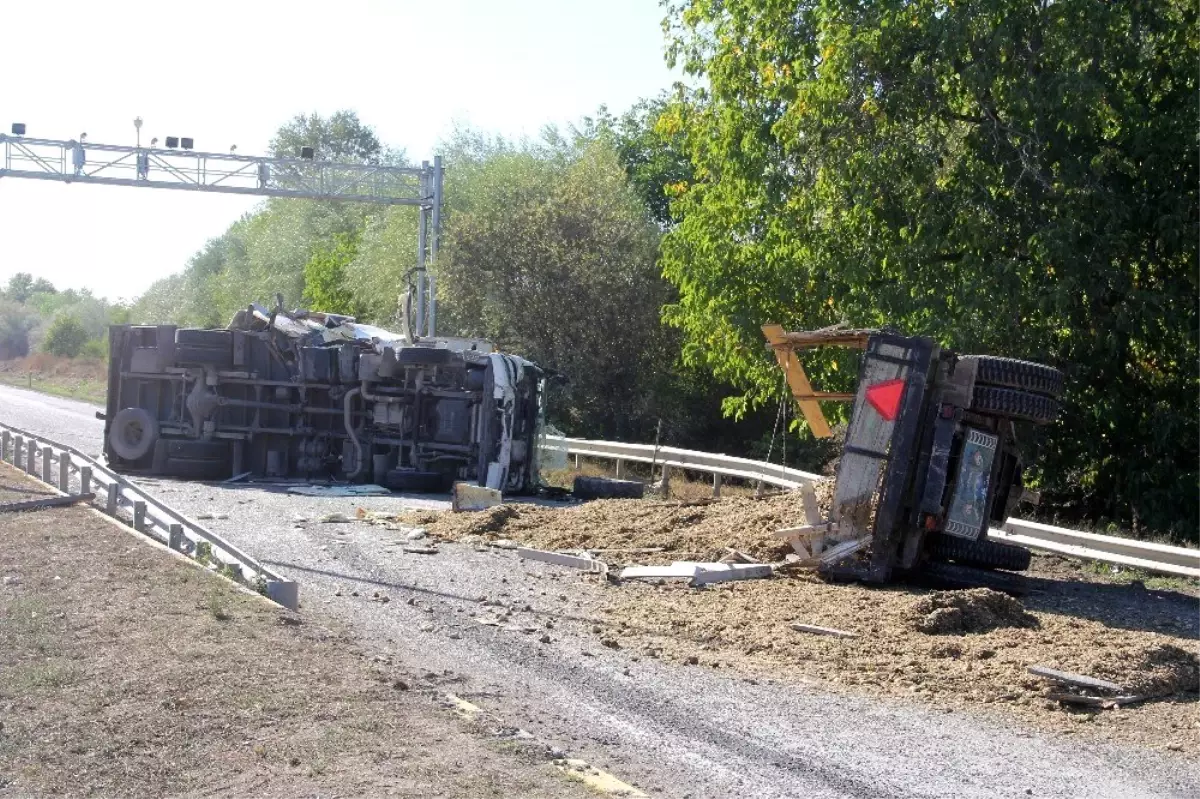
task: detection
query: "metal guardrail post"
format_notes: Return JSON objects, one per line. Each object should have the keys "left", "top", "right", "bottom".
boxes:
{"left": 41, "top": 446, "right": 52, "bottom": 484}
{"left": 26, "top": 441, "right": 36, "bottom": 475}
{"left": 168, "top": 523, "right": 185, "bottom": 552}
{"left": 133, "top": 501, "right": 146, "bottom": 532}
{"left": 105, "top": 483, "right": 119, "bottom": 515}
{"left": 1, "top": 430, "right": 9, "bottom": 462}
{"left": 712, "top": 473, "right": 722, "bottom": 498}
{"left": 13, "top": 436, "right": 22, "bottom": 468}
{"left": 80, "top": 467, "right": 92, "bottom": 495}
{"left": 615, "top": 459, "right": 625, "bottom": 479}
{"left": 58, "top": 451, "right": 70, "bottom": 492}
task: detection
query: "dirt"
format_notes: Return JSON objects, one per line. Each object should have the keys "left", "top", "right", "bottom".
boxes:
{"left": 370, "top": 487, "right": 1200, "bottom": 755}
{"left": 382, "top": 490, "right": 826, "bottom": 563}
{"left": 0, "top": 464, "right": 591, "bottom": 798}
{"left": 911, "top": 588, "right": 1040, "bottom": 635}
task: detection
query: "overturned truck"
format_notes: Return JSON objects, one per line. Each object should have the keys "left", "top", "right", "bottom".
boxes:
{"left": 103, "top": 305, "right": 543, "bottom": 493}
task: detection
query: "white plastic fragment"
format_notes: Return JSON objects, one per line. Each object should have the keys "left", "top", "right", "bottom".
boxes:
{"left": 516, "top": 547, "right": 608, "bottom": 575}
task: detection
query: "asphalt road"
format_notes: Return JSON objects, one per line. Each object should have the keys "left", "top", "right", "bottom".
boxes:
{"left": 1, "top": 383, "right": 1196, "bottom": 799}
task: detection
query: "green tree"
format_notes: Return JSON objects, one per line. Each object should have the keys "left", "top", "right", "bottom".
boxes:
{"left": 42, "top": 314, "right": 89, "bottom": 358}
{"left": 270, "top": 110, "right": 392, "bottom": 164}
{"left": 661, "top": 0, "right": 1198, "bottom": 539}
{"left": 302, "top": 232, "right": 362, "bottom": 316}
{"left": 436, "top": 129, "right": 676, "bottom": 440}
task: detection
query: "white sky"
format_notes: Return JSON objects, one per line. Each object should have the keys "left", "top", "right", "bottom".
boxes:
{"left": 0, "top": 0, "right": 677, "bottom": 303}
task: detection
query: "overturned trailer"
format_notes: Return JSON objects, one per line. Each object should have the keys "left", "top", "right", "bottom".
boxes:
{"left": 103, "top": 304, "right": 543, "bottom": 493}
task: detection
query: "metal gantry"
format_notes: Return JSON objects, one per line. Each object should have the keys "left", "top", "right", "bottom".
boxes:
{"left": 0, "top": 133, "right": 445, "bottom": 336}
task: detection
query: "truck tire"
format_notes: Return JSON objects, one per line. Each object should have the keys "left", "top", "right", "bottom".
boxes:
{"left": 573, "top": 476, "right": 645, "bottom": 501}
{"left": 175, "top": 329, "right": 233, "bottom": 368}
{"left": 927, "top": 533, "right": 1032, "bottom": 572}
{"left": 108, "top": 408, "right": 159, "bottom": 461}
{"left": 971, "top": 386, "right": 1060, "bottom": 425}
{"left": 959, "top": 355, "right": 1063, "bottom": 398}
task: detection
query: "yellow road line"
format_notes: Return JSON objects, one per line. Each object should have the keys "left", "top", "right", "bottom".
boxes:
{"left": 556, "top": 758, "right": 649, "bottom": 797}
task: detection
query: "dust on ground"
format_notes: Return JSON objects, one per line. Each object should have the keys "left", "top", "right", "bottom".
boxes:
{"left": 0, "top": 464, "right": 590, "bottom": 799}
{"left": 377, "top": 486, "right": 1199, "bottom": 755}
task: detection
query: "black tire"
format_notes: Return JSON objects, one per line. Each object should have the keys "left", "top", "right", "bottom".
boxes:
{"left": 397, "top": 347, "right": 452, "bottom": 367}
{"left": 573, "top": 476, "right": 645, "bottom": 501}
{"left": 108, "top": 408, "right": 159, "bottom": 461}
{"left": 971, "top": 386, "right": 1060, "bottom": 425}
{"left": 385, "top": 469, "right": 447, "bottom": 493}
{"left": 928, "top": 533, "right": 1032, "bottom": 572}
{"left": 959, "top": 355, "right": 1063, "bottom": 398}
{"left": 175, "top": 329, "right": 233, "bottom": 367}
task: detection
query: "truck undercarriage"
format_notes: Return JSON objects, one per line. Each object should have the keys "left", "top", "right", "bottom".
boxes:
{"left": 103, "top": 304, "right": 543, "bottom": 493}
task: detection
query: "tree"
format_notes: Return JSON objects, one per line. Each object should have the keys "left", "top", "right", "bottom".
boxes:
{"left": 269, "top": 110, "right": 388, "bottom": 164}
{"left": 42, "top": 314, "right": 89, "bottom": 358}
{"left": 4, "top": 273, "right": 35, "bottom": 303}
{"left": 661, "top": 0, "right": 1198, "bottom": 540}
{"left": 435, "top": 129, "right": 676, "bottom": 440}
{"left": 302, "top": 232, "right": 362, "bottom": 316}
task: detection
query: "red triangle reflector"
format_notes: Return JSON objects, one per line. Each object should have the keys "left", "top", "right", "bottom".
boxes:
{"left": 866, "top": 379, "right": 905, "bottom": 421}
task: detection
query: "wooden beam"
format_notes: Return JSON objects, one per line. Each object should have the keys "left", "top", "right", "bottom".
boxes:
{"left": 1027, "top": 666, "right": 1126, "bottom": 694}
{"left": 791, "top": 623, "right": 858, "bottom": 639}
{"left": 762, "top": 324, "right": 833, "bottom": 439}
{"left": 0, "top": 493, "right": 95, "bottom": 513}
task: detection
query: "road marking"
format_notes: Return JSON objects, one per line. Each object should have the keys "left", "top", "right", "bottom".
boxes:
{"left": 555, "top": 758, "right": 649, "bottom": 797}
{"left": 440, "top": 693, "right": 650, "bottom": 796}
{"left": 444, "top": 692, "right": 484, "bottom": 718}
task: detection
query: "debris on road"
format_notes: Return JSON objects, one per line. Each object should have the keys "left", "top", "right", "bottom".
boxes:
{"left": 722, "top": 547, "right": 759, "bottom": 564}
{"left": 619, "top": 561, "right": 772, "bottom": 586}
{"left": 0, "top": 492, "right": 95, "bottom": 513}
{"left": 405, "top": 528, "right": 428, "bottom": 541}
{"left": 911, "top": 588, "right": 1039, "bottom": 635}
{"left": 791, "top": 623, "right": 859, "bottom": 639}
{"left": 691, "top": 562, "right": 773, "bottom": 585}
{"left": 1046, "top": 693, "right": 1145, "bottom": 709}
{"left": 403, "top": 545, "right": 439, "bottom": 555}
{"left": 516, "top": 547, "right": 609, "bottom": 575}
{"left": 452, "top": 482, "right": 503, "bottom": 511}
{"left": 319, "top": 512, "right": 354, "bottom": 523}
{"left": 222, "top": 471, "right": 252, "bottom": 484}
{"left": 195, "top": 511, "right": 230, "bottom": 520}
{"left": 1028, "top": 665, "right": 1126, "bottom": 694}
{"left": 289, "top": 484, "right": 390, "bottom": 498}
{"left": 620, "top": 563, "right": 703, "bottom": 581}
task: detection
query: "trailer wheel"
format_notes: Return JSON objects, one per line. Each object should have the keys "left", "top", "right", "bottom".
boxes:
{"left": 108, "top": 408, "right": 159, "bottom": 461}
{"left": 927, "top": 533, "right": 1032, "bottom": 572}
{"left": 959, "top": 355, "right": 1063, "bottom": 398}
{"left": 971, "top": 386, "right": 1060, "bottom": 425}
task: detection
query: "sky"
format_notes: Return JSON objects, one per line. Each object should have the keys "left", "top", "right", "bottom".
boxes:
{"left": 0, "top": 0, "right": 678, "bottom": 303}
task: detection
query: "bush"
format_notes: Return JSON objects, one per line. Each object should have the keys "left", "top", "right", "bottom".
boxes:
{"left": 42, "top": 315, "right": 89, "bottom": 358}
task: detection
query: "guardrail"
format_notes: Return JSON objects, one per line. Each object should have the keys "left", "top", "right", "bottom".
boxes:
{"left": 551, "top": 436, "right": 1199, "bottom": 579}
{"left": 546, "top": 435, "right": 823, "bottom": 490}
{"left": 0, "top": 421, "right": 299, "bottom": 609}
{"left": 991, "top": 519, "right": 1199, "bottom": 579}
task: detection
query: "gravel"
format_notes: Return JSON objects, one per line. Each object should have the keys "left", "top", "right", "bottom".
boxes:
{"left": 2, "top": 383, "right": 1197, "bottom": 798}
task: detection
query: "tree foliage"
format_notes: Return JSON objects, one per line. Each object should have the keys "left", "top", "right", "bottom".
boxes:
{"left": 435, "top": 129, "right": 678, "bottom": 439}
{"left": 302, "top": 232, "right": 362, "bottom": 317}
{"left": 270, "top": 110, "right": 391, "bottom": 164}
{"left": 42, "top": 314, "right": 89, "bottom": 358}
{"left": 661, "top": 0, "right": 1198, "bottom": 538}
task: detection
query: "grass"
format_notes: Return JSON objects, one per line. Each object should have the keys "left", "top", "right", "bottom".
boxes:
{"left": 0, "top": 366, "right": 107, "bottom": 405}
{"left": 1080, "top": 559, "right": 1199, "bottom": 593}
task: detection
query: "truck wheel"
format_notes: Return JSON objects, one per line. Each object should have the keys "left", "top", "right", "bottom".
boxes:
{"left": 927, "top": 533, "right": 1032, "bottom": 572}
{"left": 108, "top": 408, "right": 159, "bottom": 461}
{"left": 175, "top": 329, "right": 233, "bottom": 368}
{"left": 959, "top": 355, "right": 1063, "bottom": 398}
{"left": 971, "top": 386, "right": 1060, "bottom": 425}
